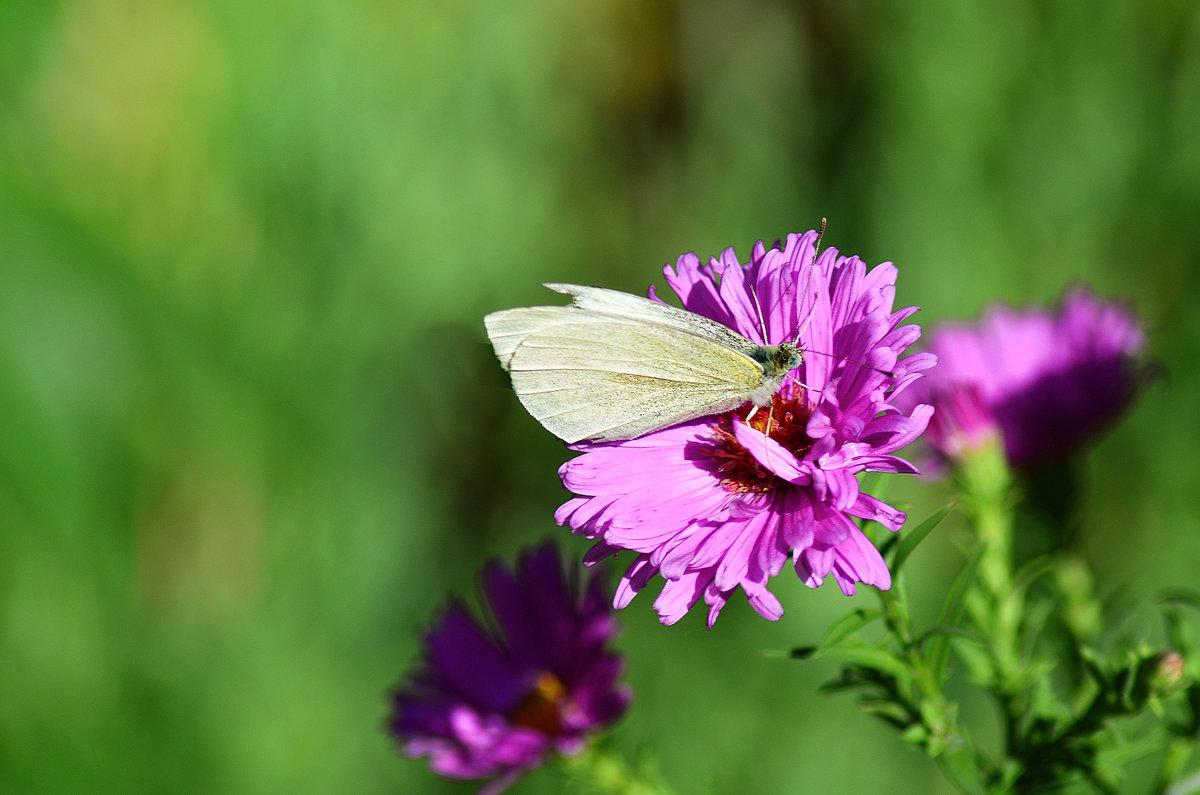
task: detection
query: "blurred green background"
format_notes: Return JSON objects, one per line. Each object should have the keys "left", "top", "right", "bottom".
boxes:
{"left": 2, "top": 0, "right": 1199, "bottom": 792}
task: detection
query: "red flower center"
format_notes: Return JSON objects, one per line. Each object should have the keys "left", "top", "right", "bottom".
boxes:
{"left": 510, "top": 671, "right": 568, "bottom": 735}
{"left": 705, "top": 393, "right": 814, "bottom": 494}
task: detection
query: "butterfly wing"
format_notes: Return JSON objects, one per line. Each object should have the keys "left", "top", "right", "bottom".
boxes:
{"left": 485, "top": 306, "right": 568, "bottom": 369}
{"left": 485, "top": 282, "right": 762, "bottom": 370}
{"left": 484, "top": 307, "right": 765, "bottom": 443}
{"left": 544, "top": 283, "right": 761, "bottom": 354}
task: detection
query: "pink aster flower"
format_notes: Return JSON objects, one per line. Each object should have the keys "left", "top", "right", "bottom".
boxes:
{"left": 555, "top": 230, "right": 937, "bottom": 628}
{"left": 908, "top": 288, "right": 1146, "bottom": 469}
{"left": 388, "top": 545, "right": 630, "bottom": 793}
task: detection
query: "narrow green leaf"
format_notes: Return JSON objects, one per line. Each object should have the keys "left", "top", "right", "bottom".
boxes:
{"left": 1078, "top": 644, "right": 1112, "bottom": 686}
{"left": 817, "top": 608, "right": 883, "bottom": 654}
{"left": 817, "top": 644, "right": 913, "bottom": 685}
{"left": 930, "top": 546, "right": 985, "bottom": 684}
{"left": 861, "top": 698, "right": 911, "bottom": 725}
{"left": 1157, "top": 587, "right": 1200, "bottom": 610}
{"left": 1030, "top": 675, "right": 1072, "bottom": 723}
{"left": 936, "top": 743, "right": 989, "bottom": 795}
{"left": 916, "top": 625, "right": 984, "bottom": 649}
{"left": 998, "top": 760, "right": 1024, "bottom": 791}
{"left": 1011, "top": 555, "right": 1056, "bottom": 593}
{"left": 953, "top": 639, "right": 995, "bottom": 685}
{"left": 818, "top": 678, "right": 869, "bottom": 695}
{"left": 891, "top": 506, "right": 952, "bottom": 575}
{"left": 1018, "top": 599, "right": 1056, "bottom": 661}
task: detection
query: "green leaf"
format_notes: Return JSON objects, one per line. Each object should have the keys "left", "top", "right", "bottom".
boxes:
{"left": 916, "top": 625, "right": 984, "bottom": 649}
{"left": 930, "top": 546, "right": 985, "bottom": 684}
{"left": 817, "top": 644, "right": 913, "bottom": 685}
{"left": 1030, "top": 675, "right": 1072, "bottom": 723}
{"left": 861, "top": 698, "right": 912, "bottom": 726}
{"left": 1017, "top": 599, "right": 1056, "bottom": 660}
{"left": 1012, "top": 555, "right": 1056, "bottom": 592}
{"left": 953, "top": 636, "right": 994, "bottom": 685}
{"left": 1157, "top": 586, "right": 1200, "bottom": 610}
{"left": 818, "top": 677, "right": 872, "bottom": 695}
{"left": 997, "top": 760, "right": 1024, "bottom": 791}
{"left": 890, "top": 505, "right": 952, "bottom": 575}
{"left": 817, "top": 608, "right": 883, "bottom": 654}
{"left": 936, "top": 743, "right": 989, "bottom": 795}
{"left": 1079, "top": 645, "right": 1112, "bottom": 687}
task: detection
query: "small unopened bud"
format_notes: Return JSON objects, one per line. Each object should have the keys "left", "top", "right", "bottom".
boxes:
{"left": 1149, "top": 651, "right": 1188, "bottom": 696}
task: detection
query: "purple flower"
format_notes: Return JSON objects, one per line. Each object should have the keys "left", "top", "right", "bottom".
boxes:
{"left": 555, "top": 231, "right": 936, "bottom": 628}
{"left": 388, "top": 545, "right": 630, "bottom": 792}
{"left": 909, "top": 288, "right": 1146, "bottom": 469}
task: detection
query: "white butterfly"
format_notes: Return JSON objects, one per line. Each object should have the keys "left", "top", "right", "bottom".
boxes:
{"left": 484, "top": 283, "right": 804, "bottom": 444}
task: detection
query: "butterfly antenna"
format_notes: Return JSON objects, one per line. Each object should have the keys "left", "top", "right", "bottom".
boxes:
{"left": 799, "top": 219, "right": 898, "bottom": 384}
{"left": 791, "top": 218, "right": 828, "bottom": 347}
{"left": 748, "top": 283, "right": 771, "bottom": 345}
{"left": 804, "top": 348, "right": 896, "bottom": 379}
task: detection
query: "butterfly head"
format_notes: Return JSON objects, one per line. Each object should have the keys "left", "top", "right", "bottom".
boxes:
{"left": 746, "top": 343, "right": 805, "bottom": 407}
{"left": 752, "top": 342, "right": 804, "bottom": 376}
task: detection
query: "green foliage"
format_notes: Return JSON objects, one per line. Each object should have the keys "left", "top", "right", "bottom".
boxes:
{"left": 889, "top": 505, "right": 951, "bottom": 577}
{"left": 791, "top": 487, "right": 1199, "bottom": 792}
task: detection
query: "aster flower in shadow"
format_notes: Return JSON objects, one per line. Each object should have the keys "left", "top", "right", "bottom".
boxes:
{"left": 909, "top": 288, "right": 1147, "bottom": 470}
{"left": 555, "top": 230, "right": 936, "bottom": 628}
{"left": 388, "top": 545, "right": 631, "bottom": 793}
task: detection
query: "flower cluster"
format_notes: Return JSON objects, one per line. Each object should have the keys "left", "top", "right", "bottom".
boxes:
{"left": 908, "top": 288, "right": 1146, "bottom": 469}
{"left": 388, "top": 545, "right": 630, "bottom": 792}
{"left": 555, "top": 231, "right": 936, "bottom": 627}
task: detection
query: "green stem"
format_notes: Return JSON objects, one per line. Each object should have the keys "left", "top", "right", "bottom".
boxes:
{"left": 558, "top": 744, "right": 675, "bottom": 795}
{"left": 956, "top": 442, "right": 1023, "bottom": 693}
{"left": 878, "top": 584, "right": 995, "bottom": 793}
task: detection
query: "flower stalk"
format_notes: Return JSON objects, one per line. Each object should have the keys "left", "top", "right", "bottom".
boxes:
{"left": 559, "top": 745, "right": 676, "bottom": 795}
{"left": 955, "top": 439, "right": 1024, "bottom": 694}
{"left": 803, "top": 447, "right": 1198, "bottom": 793}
